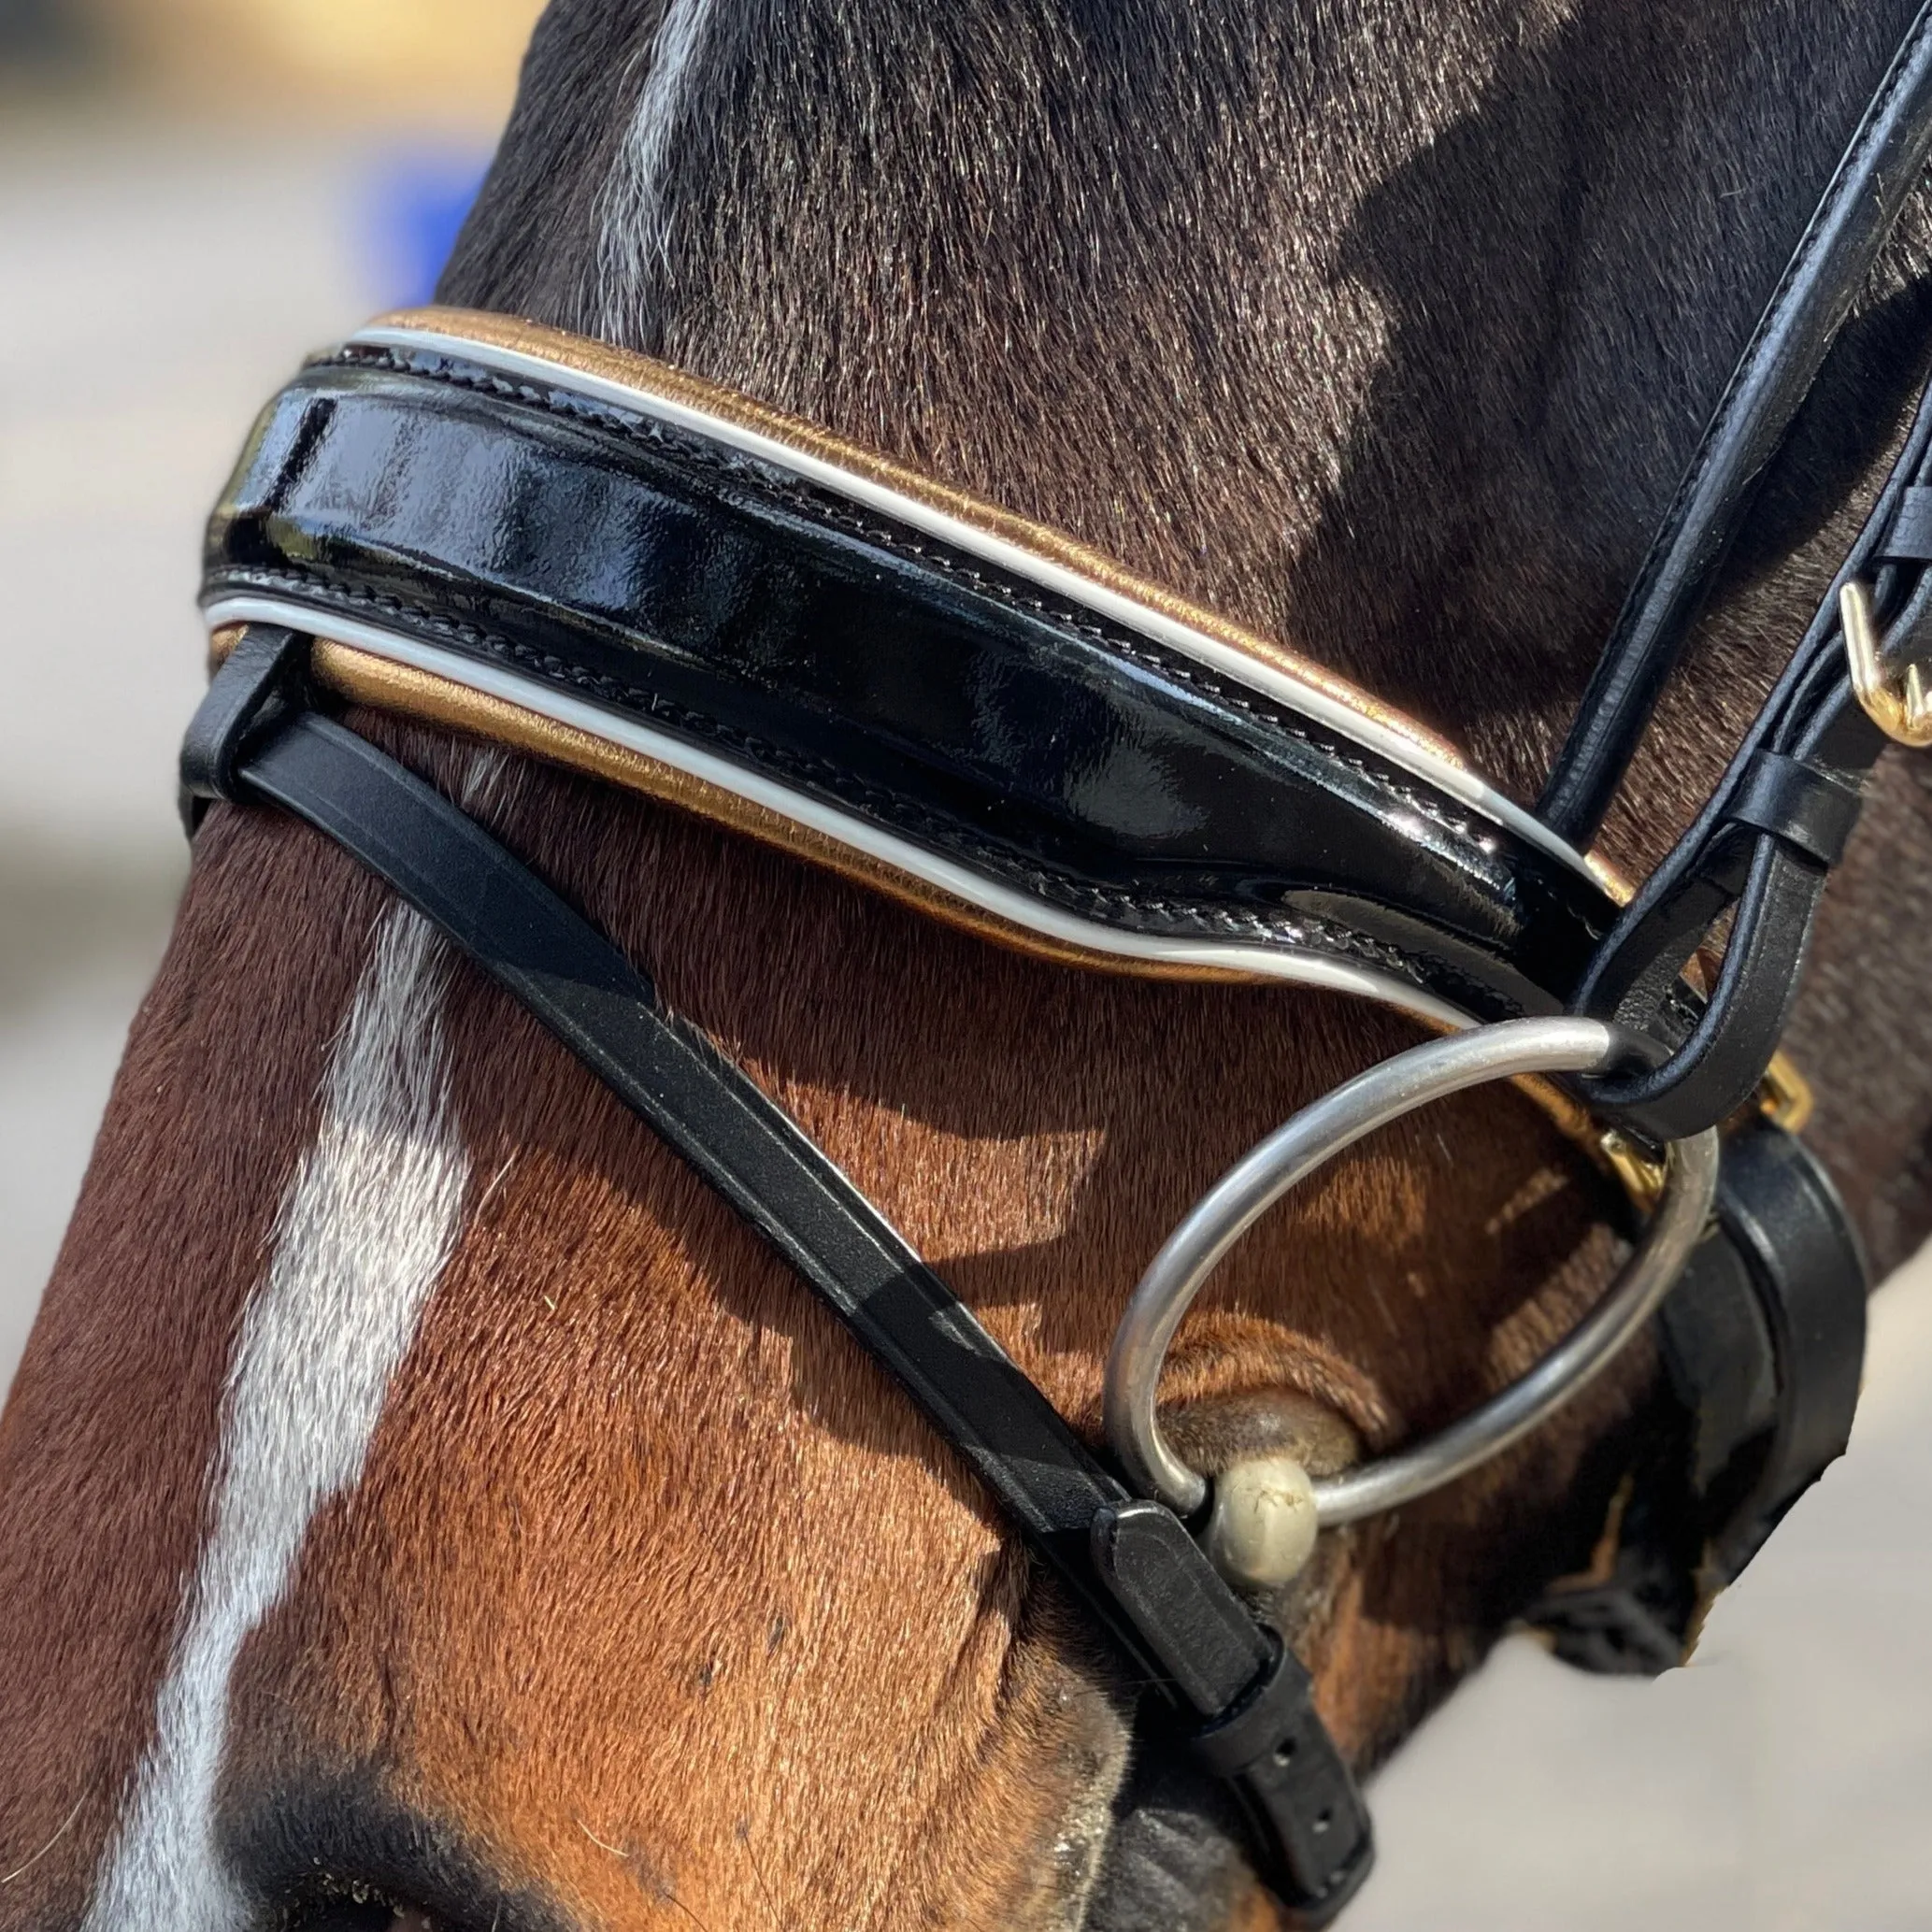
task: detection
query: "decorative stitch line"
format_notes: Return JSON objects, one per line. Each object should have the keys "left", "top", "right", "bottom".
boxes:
{"left": 326, "top": 343, "right": 1518, "bottom": 860}
{"left": 212, "top": 560, "right": 1490, "bottom": 997}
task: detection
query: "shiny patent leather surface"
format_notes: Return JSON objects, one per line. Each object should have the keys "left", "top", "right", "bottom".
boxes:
{"left": 203, "top": 344, "right": 1619, "bottom": 1019}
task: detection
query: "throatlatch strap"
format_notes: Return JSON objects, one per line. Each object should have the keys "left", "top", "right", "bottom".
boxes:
{"left": 180, "top": 625, "right": 1374, "bottom": 1926}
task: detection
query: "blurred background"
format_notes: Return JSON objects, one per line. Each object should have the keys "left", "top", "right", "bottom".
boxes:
{"left": 0, "top": 0, "right": 535, "bottom": 1386}
{"left": 2, "top": 6, "right": 1929, "bottom": 1926}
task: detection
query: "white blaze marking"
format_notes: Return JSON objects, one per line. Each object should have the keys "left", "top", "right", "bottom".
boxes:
{"left": 81, "top": 899, "right": 472, "bottom": 1928}
{"left": 594, "top": 0, "right": 720, "bottom": 335}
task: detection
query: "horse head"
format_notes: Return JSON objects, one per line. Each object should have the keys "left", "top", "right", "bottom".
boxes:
{"left": 6, "top": 3, "right": 1932, "bottom": 1927}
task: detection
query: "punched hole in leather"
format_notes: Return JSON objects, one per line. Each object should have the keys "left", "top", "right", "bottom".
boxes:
{"left": 1092, "top": 1500, "right": 1372, "bottom": 1920}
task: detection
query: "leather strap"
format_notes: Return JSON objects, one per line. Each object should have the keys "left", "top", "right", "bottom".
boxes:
{"left": 1538, "top": 0, "right": 1932, "bottom": 845}
{"left": 1681, "top": 1119, "right": 1869, "bottom": 1583}
{"left": 201, "top": 340, "right": 1618, "bottom": 1026}
{"left": 180, "top": 624, "right": 1375, "bottom": 1925}
{"left": 1567, "top": 362, "right": 1932, "bottom": 1140}
{"left": 1723, "top": 751, "right": 1865, "bottom": 867}
{"left": 1530, "top": 1119, "right": 1868, "bottom": 1672}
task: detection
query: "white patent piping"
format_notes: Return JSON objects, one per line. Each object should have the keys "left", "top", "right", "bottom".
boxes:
{"left": 344, "top": 320, "right": 1595, "bottom": 885}
{"left": 204, "top": 594, "right": 1475, "bottom": 1035}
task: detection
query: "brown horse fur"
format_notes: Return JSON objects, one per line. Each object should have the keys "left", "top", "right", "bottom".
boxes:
{"left": 6, "top": 2, "right": 1932, "bottom": 1927}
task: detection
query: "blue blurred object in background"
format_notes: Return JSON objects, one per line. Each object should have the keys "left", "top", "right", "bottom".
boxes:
{"left": 358, "top": 148, "right": 490, "bottom": 308}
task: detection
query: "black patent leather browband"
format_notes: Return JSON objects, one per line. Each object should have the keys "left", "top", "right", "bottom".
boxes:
{"left": 203, "top": 339, "right": 1613, "bottom": 1030}
{"left": 181, "top": 624, "right": 1376, "bottom": 1925}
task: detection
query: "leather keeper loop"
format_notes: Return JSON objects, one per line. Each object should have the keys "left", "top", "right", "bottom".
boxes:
{"left": 179, "top": 623, "right": 309, "bottom": 834}
{"left": 1722, "top": 750, "right": 1863, "bottom": 866}
{"left": 1192, "top": 1637, "right": 1315, "bottom": 1779}
{"left": 1879, "top": 482, "right": 1932, "bottom": 562}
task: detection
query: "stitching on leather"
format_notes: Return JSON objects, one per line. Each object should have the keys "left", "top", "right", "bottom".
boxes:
{"left": 218, "top": 561, "right": 1468, "bottom": 990}
{"left": 775, "top": 504, "right": 1507, "bottom": 853}
{"left": 1611, "top": 19, "right": 1932, "bottom": 630}
{"left": 329, "top": 344, "right": 1510, "bottom": 859}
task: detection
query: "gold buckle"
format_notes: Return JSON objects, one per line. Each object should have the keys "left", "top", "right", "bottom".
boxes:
{"left": 1842, "top": 580, "right": 1932, "bottom": 747}
{"left": 1592, "top": 1052, "right": 1811, "bottom": 1214}
{"left": 1757, "top": 1050, "right": 1813, "bottom": 1134}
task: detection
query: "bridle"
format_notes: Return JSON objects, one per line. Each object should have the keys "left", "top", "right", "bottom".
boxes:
{"left": 175, "top": 9, "right": 1932, "bottom": 1923}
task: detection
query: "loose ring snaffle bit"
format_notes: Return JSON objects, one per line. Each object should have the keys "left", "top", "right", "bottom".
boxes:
{"left": 1103, "top": 1018, "right": 1722, "bottom": 1535}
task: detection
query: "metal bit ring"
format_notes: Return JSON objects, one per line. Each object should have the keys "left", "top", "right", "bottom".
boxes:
{"left": 1103, "top": 1018, "right": 1722, "bottom": 1529}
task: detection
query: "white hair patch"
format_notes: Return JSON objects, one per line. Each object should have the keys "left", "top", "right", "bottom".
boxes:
{"left": 79, "top": 894, "right": 473, "bottom": 1928}
{"left": 594, "top": 0, "right": 721, "bottom": 336}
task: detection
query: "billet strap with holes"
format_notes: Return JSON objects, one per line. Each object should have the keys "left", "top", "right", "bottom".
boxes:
{"left": 181, "top": 626, "right": 1376, "bottom": 1926}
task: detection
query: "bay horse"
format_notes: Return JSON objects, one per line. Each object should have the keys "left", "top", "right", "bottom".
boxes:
{"left": 6, "top": 2, "right": 1932, "bottom": 1927}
